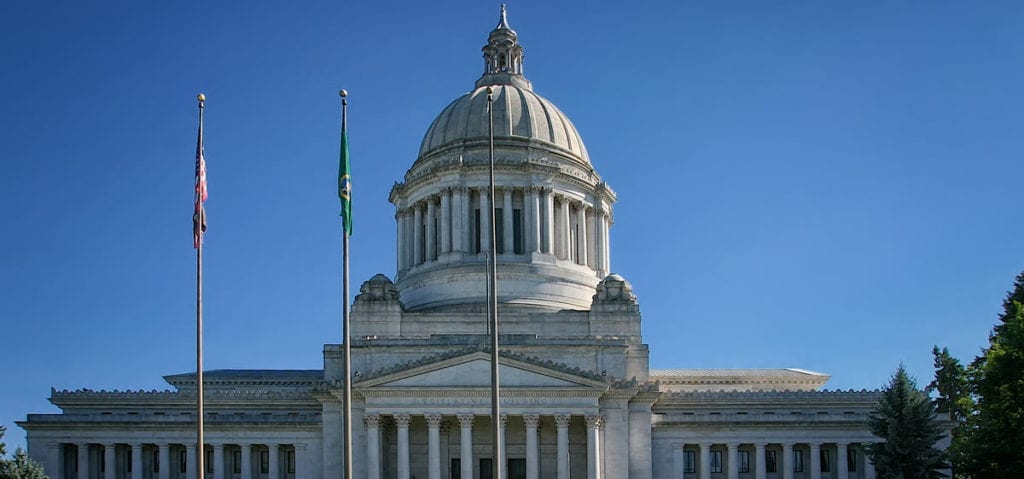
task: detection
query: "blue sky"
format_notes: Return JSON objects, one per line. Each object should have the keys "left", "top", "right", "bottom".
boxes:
{"left": 2, "top": 1, "right": 1022, "bottom": 451}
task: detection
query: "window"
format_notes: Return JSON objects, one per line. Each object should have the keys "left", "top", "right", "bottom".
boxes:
{"left": 821, "top": 448, "right": 831, "bottom": 472}
{"left": 473, "top": 209, "right": 481, "bottom": 253}
{"left": 206, "top": 450, "right": 213, "bottom": 473}
{"left": 683, "top": 451, "right": 696, "bottom": 473}
{"left": 152, "top": 450, "right": 159, "bottom": 473}
{"left": 710, "top": 450, "right": 723, "bottom": 473}
{"left": 512, "top": 209, "right": 523, "bottom": 254}
{"left": 766, "top": 450, "right": 777, "bottom": 473}
{"left": 794, "top": 450, "right": 804, "bottom": 473}
{"left": 495, "top": 207, "right": 505, "bottom": 253}
{"left": 286, "top": 450, "right": 295, "bottom": 474}
{"left": 100, "top": 450, "right": 106, "bottom": 473}
{"left": 451, "top": 458, "right": 461, "bottom": 479}
{"left": 738, "top": 450, "right": 750, "bottom": 473}
{"left": 179, "top": 450, "right": 187, "bottom": 474}
{"left": 847, "top": 448, "right": 857, "bottom": 472}
{"left": 259, "top": 451, "right": 269, "bottom": 474}
{"left": 479, "top": 458, "right": 492, "bottom": 479}
{"left": 507, "top": 458, "right": 526, "bottom": 479}
{"left": 127, "top": 448, "right": 133, "bottom": 473}
{"left": 232, "top": 451, "right": 241, "bottom": 474}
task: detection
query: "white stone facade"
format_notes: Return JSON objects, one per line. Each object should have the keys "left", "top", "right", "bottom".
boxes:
{"left": 21, "top": 7, "right": 903, "bottom": 479}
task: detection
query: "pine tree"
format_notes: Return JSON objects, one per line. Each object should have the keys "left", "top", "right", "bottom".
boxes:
{"left": 867, "top": 365, "right": 947, "bottom": 479}
{"left": 927, "top": 346, "right": 972, "bottom": 422}
{"left": 959, "top": 272, "right": 1024, "bottom": 478}
{"left": 0, "top": 448, "right": 48, "bottom": 479}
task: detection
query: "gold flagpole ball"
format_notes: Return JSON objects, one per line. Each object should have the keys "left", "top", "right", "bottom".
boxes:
{"left": 197, "top": 93, "right": 206, "bottom": 102}
{"left": 339, "top": 89, "right": 348, "bottom": 98}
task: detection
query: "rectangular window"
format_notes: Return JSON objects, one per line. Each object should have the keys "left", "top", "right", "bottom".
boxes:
{"left": 152, "top": 450, "right": 159, "bottom": 473}
{"left": 206, "top": 450, "right": 213, "bottom": 473}
{"left": 495, "top": 207, "right": 505, "bottom": 253}
{"left": 232, "top": 451, "right": 241, "bottom": 474}
{"left": 794, "top": 450, "right": 804, "bottom": 473}
{"left": 821, "top": 448, "right": 831, "bottom": 472}
{"left": 259, "top": 451, "right": 269, "bottom": 474}
{"left": 848, "top": 448, "right": 857, "bottom": 472}
{"left": 739, "top": 450, "right": 750, "bottom": 473}
{"left": 474, "top": 209, "right": 481, "bottom": 253}
{"left": 286, "top": 450, "right": 295, "bottom": 474}
{"left": 683, "top": 451, "right": 695, "bottom": 473}
{"left": 179, "top": 450, "right": 187, "bottom": 474}
{"left": 100, "top": 450, "right": 106, "bottom": 473}
{"left": 766, "top": 450, "right": 777, "bottom": 473}
{"left": 451, "top": 458, "right": 460, "bottom": 479}
{"left": 127, "top": 448, "right": 133, "bottom": 473}
{"left": 711, "top": 450, "right": 723, "bottom": 473}
{"left": 479, "top": 458, "right": 493, "bottom": 479}
{"left": 512, "top": 209, "right": 523, "bottom": 254}
{"left": 507, "top": 458, "right": 526, "bottom": 479}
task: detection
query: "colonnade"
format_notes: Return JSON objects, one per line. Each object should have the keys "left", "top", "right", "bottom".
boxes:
{"left": 58, "top": 442, "right": 302, "bottom": 479}
{"left": 396, "top": 186, "right": 610, "bottom": 274}
{"left": 671, "top": 441, "right": 875, "bottom": 479}
{"left": 363, "top": 412, "right": 602, "bottom": 479}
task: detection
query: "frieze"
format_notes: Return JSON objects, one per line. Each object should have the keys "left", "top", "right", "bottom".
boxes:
{"left": 356, "top": 346, "right": 610, "bottom": 384}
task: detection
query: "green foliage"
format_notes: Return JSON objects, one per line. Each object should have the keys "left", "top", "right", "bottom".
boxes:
{"left": 0, "top": 426, "right": 6, "bottom": 458}
{"left": 956, "top": 272, "right": 1024, "bottom": 478}
{"left": 867, "top": 364, "right": 948, "bottom": 479}
{"left": 0, "top": 448, "right": 48, "bottom": 479}
{"left": 927, "top": 346, "right": 973, "bottom": 422}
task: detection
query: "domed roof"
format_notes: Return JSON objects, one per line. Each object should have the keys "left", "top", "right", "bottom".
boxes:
{"left": 418, "top": 84, "right": 590, "bottom": 164}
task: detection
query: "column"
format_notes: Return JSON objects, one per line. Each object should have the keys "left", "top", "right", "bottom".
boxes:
{"left": 528, "top": 187, "right": 541, "bottom": 253}
{"left": 240, "top": 445, "right": 252, "bottom": 479}
{"left": 601, "top": 212, "right": 611, "bottom": 273}
{"left": 836, "top": 443, "right": 849, "bottom": 479}
{"left": 131, "top": 444, "right": 143, "bottom": 479}
{"left": 453, "top": 187, "right": 466, "bottom": 253}
{"left": 77, "top": 444, "right": 89, "bottom": 479}
{"left": 542, "top": 189, "right": 554, "bottom": 254}
{"left": 185, "top": 444, "right": 197, "bottom": 479}
{"left": 523, "top": 414, "right": 539, "bottom": 479}
{"left": 862, "top": 444, "right": 875, "bottom": 479}
{"left": 809, "top": 443, "right": 821, "bottom": 479}
{"left": 396, "top": 210, "right": 405, "bottom": 271}
{"left": 555, "top": 414, "right": 570, "bottom": 479}
{"left": 671, "top": 445, "right": 684, "bottom": 479}
{"left": 585, "top": 415, "right": 602, "bottom": 479}
{"left": 157, "top": 444, "right": 170, "bottom": 479}
{"left": 425, "top": 198, "right": 436, "bottom": 261}
{"left": 425, "top": 414, "right": 442, "bottom": 479}
{"left": 212, "top": 445, "right": 224, "bottom": 479}
{"left": 457, "top": 414, "right": 474, "bottom": 479}
{"left": 576, "top": 205, "right": 588, "bottom": 265}
{"left": 394, "top": 414, "right": 410, "bottom": 479}
{"left": 103, "top": 444, "right": 116, "bottom": 479}
{"left": 781, "top": 443, "right": 793, "bottom": 479}
{"left": 726, "top": 443, "right": 738, "bottom": 479}
{"left": 592, "top": 208, "right": 605, "bottom": 274}
{"left": 498, "top": 414, "right": 508, "bottom": 479}
{"left": 293, "top": 445, "right": 306, "bottom": 479}
{"left": 265, "top": 445, "right": 278, "bottom": 479}
{"left": 441, "top": 189, "right": 452, "bottom": 254}
{"left": 754, "top": 443, "right": 767, "bottom": 479}
{"left": 698, "top": 443, "right": 711, "bottom": 479}
{"left": 364, "top": 415, "right": 380, "bottom": 479}
{"left": 559, "top": 197, "right": 571, "bottom": 260}
{"left": 413, "top": 204, "right": 424, "bottom": 265}
{"left": 479, "top": 190, "right": 491, "bottom": 254}
{"left": 502, "top": 188, "right": 514, "bottom": 254}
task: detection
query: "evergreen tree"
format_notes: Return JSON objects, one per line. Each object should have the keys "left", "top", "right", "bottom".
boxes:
{"left": 959, "top": 272, "right": 1024, "bottom": 478}
{"left": 0, "top": 448, "right": 48, "bottom": 479}
{"left": 867, "top": 365, "right": 947, "bottom": 479}
{"left": 927, "top": 346, "right": 972, "bottom": 422}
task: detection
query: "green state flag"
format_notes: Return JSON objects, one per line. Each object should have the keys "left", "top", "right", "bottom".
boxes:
{"left": 338, "top": 121, "right": 352, "bottom": 236}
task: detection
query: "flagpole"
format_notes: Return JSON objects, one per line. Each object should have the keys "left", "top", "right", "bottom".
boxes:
{"left": 194, "top": 93, "right": 206, "bottom": 479}
{"left": 486, "top": 86, "right": 502, "bottom": 479}
{"left": 339, "top": 89, "right": 353, "bottom": 479}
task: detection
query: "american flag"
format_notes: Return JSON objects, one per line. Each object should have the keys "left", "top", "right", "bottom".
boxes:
{"left": 193, "top": 111, "right": 207, "bottom": 249}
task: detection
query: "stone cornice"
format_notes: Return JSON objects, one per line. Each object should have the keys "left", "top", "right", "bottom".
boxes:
{"left": 656, "top": 389, "right": 882, "bottom": 407}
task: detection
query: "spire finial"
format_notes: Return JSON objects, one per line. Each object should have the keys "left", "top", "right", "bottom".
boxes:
{"left": 497, "top": 4, "right": 510, "bottom": 30}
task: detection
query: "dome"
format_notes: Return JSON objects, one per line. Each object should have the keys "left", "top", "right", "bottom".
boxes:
{"left": 418, "top": 84, "right": 590, "bottom": 165}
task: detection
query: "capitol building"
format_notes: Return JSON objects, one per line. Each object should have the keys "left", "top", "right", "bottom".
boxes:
{"left": 21, "top": 8, "right": 893, "bottom": 479}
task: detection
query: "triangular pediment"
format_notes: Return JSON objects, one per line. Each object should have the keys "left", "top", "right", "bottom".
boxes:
{"left": 357, "top": 352, "right": 607, "bottom": 389}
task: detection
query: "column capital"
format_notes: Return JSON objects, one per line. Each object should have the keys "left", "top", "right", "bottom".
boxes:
{"left": 699, "top": 442, "right": 713, "bottom": 448}
{"left": 836, "top": 441, "right": 849, "bottom": 447}
{"left": 393, "top": 413, "right": 411, "bottom": 427}
{"left": 185, "top": 443, "right": 197, "bottom": 450}
{"left": 584, "top": 414, "right": 602, "bottom": 428}
{"left": 499, "top": 413, "right": 509, "bottom": 427}
{"left": 101, "top": 442, "right": 117, "bottom": 448}
{"left": 726, "top": 443, "right": 739, "bottom": 449}
{"left": 452, "top": 185, "right": 468, "bottom": 193}
{"left": 754, "top": 443, "right": 768, "bottom": 449}
{"left": 364, "top": 413, "right": 381, "bottom": 428}
{"left": 554, "top": 414, "right": 571, "bottom": 428}
{"left": 457, "top": 413, "right": 474, "bottom": 427}
{"left": 425, "top": 413, "right": 443, "bottom": 427}
{"left": 528, "top": 185, "right": 542, "bottom": 193}
{"left": 522, "top": 413, "right": 540, "bottom": 428}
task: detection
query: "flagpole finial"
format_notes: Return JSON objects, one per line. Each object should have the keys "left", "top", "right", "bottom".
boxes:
{"left": 339, "top": 89, "right": 348, "bottom": 98}
{"left": 197, "top": 93, "right": 206, "bottom": 102}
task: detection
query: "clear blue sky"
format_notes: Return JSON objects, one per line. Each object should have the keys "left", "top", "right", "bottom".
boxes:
{"left": 2, "top": 1, "right": 1022, "bottom": 451}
